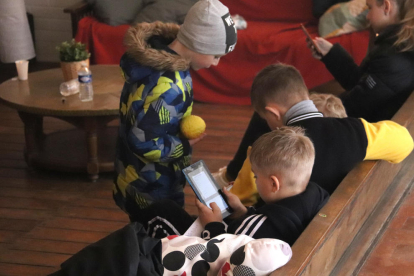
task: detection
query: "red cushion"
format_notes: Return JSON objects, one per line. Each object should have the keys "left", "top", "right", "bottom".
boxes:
{"left": 221, "top": 0, "right": 315, "bottom": 23}
{"left": 75, "top": 17, "right": 369, "bottom": 105}
{"left": 76, "top": 17, "right": 128, "bottom": 65}
{"left": 190, "top": 24, "right": 369, "bottom": 105}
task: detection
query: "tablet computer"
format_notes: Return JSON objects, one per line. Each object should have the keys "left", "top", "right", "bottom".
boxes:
{"left": 183, "top": 160, "right": 233, "bottom": 219}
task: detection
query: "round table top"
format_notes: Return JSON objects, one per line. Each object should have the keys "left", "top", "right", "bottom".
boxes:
{"left": 0, "top": 65, "right": 124, "bottom": 117}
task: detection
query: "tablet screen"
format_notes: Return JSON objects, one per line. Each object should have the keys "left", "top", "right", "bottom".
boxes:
{"left": 192, "top": 171, "right": 216, "bottom": 199}
{"left": 183, "top": 160, "right": 232, "bottom": 218}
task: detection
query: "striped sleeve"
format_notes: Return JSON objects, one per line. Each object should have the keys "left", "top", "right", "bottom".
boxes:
{"left": 361, "top": 118, "right": 414, "bottom": 163}
{"left": 233, "top": 214, "right": 268, "bottom": 237}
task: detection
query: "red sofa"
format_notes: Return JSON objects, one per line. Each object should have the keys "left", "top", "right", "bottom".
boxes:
{"left": 73, "top": 0, "right": 370, "bottom": 105}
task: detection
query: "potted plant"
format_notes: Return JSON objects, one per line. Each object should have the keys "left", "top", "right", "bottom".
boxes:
{"left": 56, "top": 39, "right": 91, "bottom": 81}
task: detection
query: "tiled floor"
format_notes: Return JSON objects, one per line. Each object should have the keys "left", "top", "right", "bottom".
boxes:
{"left": 359, "top": 188, "right": 414, "bottom": 276}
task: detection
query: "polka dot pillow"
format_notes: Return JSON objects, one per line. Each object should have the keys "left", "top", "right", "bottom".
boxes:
{"left": 218, "top": 238, "right": 292, "bottom": 276}
{"left": 161, "top": 234, "right": 292, "bottom": 276}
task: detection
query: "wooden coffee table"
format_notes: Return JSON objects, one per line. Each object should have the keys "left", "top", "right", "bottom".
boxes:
{"left": 0, "top": 65, "right": 123, "bottom": 180}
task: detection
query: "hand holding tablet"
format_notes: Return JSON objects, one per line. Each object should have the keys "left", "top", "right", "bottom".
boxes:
{"left": 183, "top": 160, "right": 233, "bottom": 219}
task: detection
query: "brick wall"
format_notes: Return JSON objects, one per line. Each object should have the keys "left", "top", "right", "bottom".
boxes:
{"left": 25, "top": 0, "right": 80, "bottom": 62}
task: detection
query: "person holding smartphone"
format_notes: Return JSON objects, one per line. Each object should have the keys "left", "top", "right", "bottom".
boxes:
{"left": 307, "top": 0, "right": 414, "bottom": 122}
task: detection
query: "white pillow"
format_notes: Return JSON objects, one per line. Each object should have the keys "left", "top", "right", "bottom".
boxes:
{"left": 162, "top": 234, "right": 254, "bottom": 276}
{"left": 161, "top": 234, "right": 292, "bottom": 276}
{"left": 218, "top": 239, "right": 292, "bottom": 276}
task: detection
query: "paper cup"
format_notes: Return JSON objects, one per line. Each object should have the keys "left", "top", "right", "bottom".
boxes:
{"left": 15, "top": 60, "right": 29, "bottom": 81}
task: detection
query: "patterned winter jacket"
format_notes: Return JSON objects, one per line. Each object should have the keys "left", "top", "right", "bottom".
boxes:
{"left": 114, "top": 22, "right": 193, "bottom": 213}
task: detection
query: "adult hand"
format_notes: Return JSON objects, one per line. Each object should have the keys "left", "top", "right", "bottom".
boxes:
{"left": 195, "top": 198, "right": 223, "bottom": 227}
{"left": 189, "top": 133, "right": 206, "bottom": 146}
{"left": 306, "top": 37, "right": 333, "bottom": 59}
{"left": 222, "top": 188, "right": 248, "bottom": 219}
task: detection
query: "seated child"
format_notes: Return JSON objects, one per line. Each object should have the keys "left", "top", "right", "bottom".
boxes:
{"left": 307, "top": 0, "right": 414, "bottom": 122}
{"left": 132, "top": 127, "right": 330, "bottom": 246}
{"left": 229, "top": 91, "right": 347, "bottom": 206}
{"left": 113, "top": 0, "right": 237, "bottom": 221}
{"left": 217, "top": 63, "right": 413, "bottom": 195}
{"left": 309, "top": 92, "right": 347, "bottom": 118}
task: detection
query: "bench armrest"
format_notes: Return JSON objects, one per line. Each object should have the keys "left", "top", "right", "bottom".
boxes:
{"left": 64, "top": 1, "right": 93, "bottom": 38}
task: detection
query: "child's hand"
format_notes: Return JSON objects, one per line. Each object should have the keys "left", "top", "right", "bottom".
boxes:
{"left": 222, "top": 188, "right": 248, "bottom": 219}
{"left": 189, "top": 133, "right": 207, "bottom": 146}
{"left": 306, "top": 37, "right": 333, "bottom": 59}
{"left": 195, "top": 198, "right": 223, "bottom": 227}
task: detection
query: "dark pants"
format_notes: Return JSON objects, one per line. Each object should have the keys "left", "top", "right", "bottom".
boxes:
{"left": 226, "top": 112, "right": 270, "bottom": 180}
{"left": 129, "top": 199, "right": 195, "bottom": 239}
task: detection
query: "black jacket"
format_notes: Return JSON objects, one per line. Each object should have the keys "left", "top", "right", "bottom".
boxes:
{"left": 290, "top": 115, "right": 368, "bottom": 194}
{"left": 204, "top": 182, "right": 329, "bottom": 246}
{"left": 49, "top": 223, "right": 163, "bottom": 276}
{"left": 322, "top": 24, "right": 414, "bottom": 122}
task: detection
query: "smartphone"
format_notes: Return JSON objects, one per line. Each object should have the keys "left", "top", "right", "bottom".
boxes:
{"left": 183, "top": 160, "right": 233, "bottom": 218}
{"left": 300, "top": 23, "right": 322, "bottom": 55}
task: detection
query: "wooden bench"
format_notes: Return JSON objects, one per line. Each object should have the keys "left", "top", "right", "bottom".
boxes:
{"left": 271, "top": 91, "right": 414, "bottom": 275}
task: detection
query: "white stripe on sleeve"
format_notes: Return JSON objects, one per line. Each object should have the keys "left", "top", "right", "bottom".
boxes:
{"left": 248, "top": 216, "right": 267, "bottom": 237}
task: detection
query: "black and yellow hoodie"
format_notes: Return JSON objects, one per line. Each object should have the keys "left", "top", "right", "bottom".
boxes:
{"left": 114, "top": 22, "right": 193, "bottom": 215}
{"left": 231, "top": 100, "right": 413, "bottom": 200}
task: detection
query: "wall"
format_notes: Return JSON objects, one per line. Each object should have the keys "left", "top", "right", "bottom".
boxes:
{"left": 25, "top": 0, "right": 80, "bottom": 62}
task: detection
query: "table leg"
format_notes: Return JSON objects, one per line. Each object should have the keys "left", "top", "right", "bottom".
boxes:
{"left": 84, "top": 117, "right": 99, "bottom": 181}
{"left": 18, "top": 112, "right": 44, "bottom": 166}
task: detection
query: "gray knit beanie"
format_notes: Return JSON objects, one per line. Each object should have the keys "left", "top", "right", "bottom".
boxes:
{"left": 177, "top": 0, "right": 237, "bottom": 56}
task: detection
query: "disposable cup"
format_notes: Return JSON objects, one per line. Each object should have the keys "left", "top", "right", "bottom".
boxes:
{"left": 15, "top": 60, "right": 29, "bottom": 81}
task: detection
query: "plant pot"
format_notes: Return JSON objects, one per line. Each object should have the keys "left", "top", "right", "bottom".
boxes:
{"left": 60, "top": 59, "right": 90, "bottom": 82}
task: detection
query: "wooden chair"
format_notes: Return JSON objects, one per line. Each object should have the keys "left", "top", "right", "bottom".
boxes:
{"left": 64, "top": 2, "right": 93, "bottom": 38}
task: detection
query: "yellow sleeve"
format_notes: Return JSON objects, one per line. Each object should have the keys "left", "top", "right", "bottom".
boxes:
{"left": 231, "top": 147, "right": 259, "bottom": 206}
{"left": 361, "top": 118, "right": 413, "bottom": 163}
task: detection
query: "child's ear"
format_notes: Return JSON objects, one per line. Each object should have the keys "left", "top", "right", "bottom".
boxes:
{"left": 383, "top": 0, "right": 393, "bottom": 15}
{"left": 265, "top": 105, "right": 281, "bottom": 121}
{"left": 270, "top": 175, "right": 280, "bottom": 193}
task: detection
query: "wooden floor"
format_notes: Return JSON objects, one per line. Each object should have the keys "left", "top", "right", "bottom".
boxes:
{"left": 358, "top": 187, "right": 414, "bottom": 276}
{"left": 1, "top": 62, "right": 413, "bottom": 276}
{"left": 0, "top": 85, "right": 253, "bottom": 275}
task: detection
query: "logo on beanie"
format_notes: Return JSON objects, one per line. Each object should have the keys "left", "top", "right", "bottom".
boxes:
{"left": 222, "top": 13, "right": 237, "bottom": 53}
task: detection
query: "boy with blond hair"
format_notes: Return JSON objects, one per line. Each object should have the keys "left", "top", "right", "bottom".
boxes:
{"left": 224, "top": 92, "right": 348, "bottom": 206}
{"left": 114, "top": 0, "right": 237, "bottom": 221}
{"left": 309, "top": 92, "right": 347, "bottom": 118}
{"left": 196, "top": 127, "right": 329, "bottom": 246}
{"left": 130, "top": 127, "right": 329, "bottom": 246}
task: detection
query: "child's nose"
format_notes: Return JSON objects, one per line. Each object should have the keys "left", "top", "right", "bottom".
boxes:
{"left": 213, "top": 58, "right": 220, "bottom": 66}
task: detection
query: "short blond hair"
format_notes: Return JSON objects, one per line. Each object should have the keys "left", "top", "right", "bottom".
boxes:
{"left": 250, "top": 126, "right": 315, "bottom": 187}
{"left": 250, "top": 63, "right": 309, "bottom": 113}
{"left": 309, "top": 92, "right": 347, "bottom": 118}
